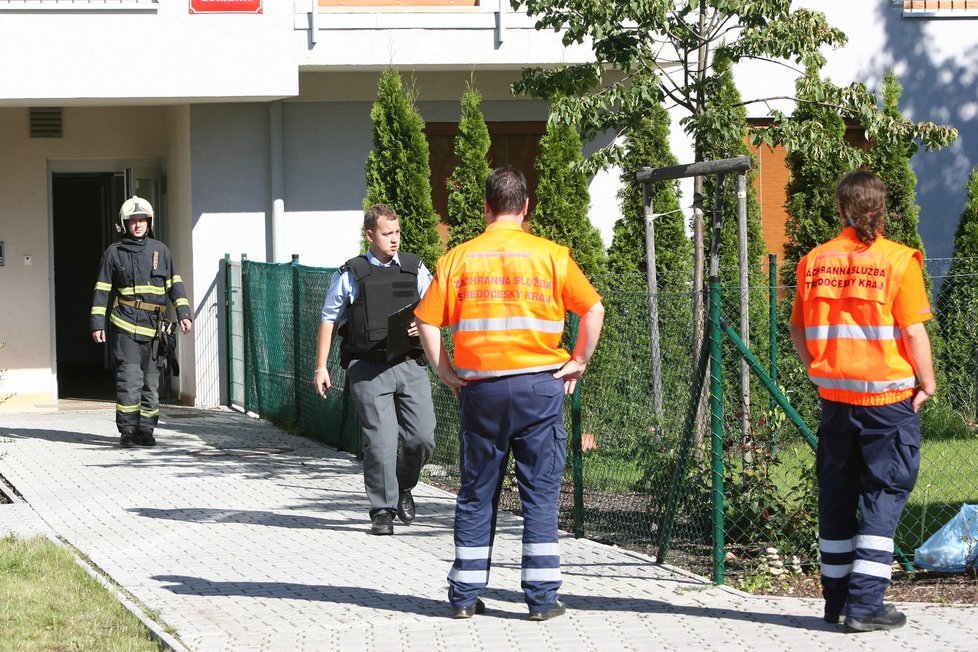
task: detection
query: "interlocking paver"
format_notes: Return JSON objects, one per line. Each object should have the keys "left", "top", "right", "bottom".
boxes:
{"left": 0, "top": 406, "right": 976, "bottom": 651}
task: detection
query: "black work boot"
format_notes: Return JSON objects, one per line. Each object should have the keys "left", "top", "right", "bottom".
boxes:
{"left": 528, "top": 600, "right": 566, "bottom": 621}
{"left": 119, "top": 431, "right": 137, "bottom": 448}
{"left": 844, "top": 604, "right": 906, "bottom": 633}
{"left": 134, "top": 431, "right": 156, "bottom": 447}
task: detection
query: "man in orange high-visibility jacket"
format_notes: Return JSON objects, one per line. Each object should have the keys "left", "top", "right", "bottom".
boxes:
{"left": 415, "top": 165, "right": 604, "bottom": 621}
{"left": 790, "top": 170, "right": 936, "bottom": 633}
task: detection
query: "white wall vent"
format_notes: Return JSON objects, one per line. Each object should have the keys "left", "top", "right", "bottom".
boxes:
{"left": 30, "top": 108, "right": 63, "bottom": 138}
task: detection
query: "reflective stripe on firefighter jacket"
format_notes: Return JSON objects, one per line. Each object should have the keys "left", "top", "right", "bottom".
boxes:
{"left": 90, "top": 236, "right": 192, "bottom": 342}
{"left": 795, "top": 231, "right": 921, "bottom": 406}
{"left": 415, "top": 221, "right": 601, "bottom": 379}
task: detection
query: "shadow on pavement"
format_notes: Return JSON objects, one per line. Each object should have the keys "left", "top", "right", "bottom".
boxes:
{"left": 149, "top": 575, "right": 837, "bottom": 631}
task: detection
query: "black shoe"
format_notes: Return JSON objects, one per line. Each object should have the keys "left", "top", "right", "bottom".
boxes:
{"left": 119, "top": 432, "right": 137, "bottom": 448}
{"left": 824, "top": 607, "right": 841, "bottom": 625}
{"left": 134, "top": 431, "right": 156, "bottom": 447}
{"left": 452, "top": 598, "right": 486, "bottom": 619}
{"left": 528, "top": 600, "right": 566, "bottom": 622}
{"left": 397, "top": 490, "right": 416, "bottom": 524}
{"left": 843, "top": 605, "right": 906, "bottom": 633}
{"left": 826, "top": 602, "right": 894, "bottom": 625}
{"left": 370, "top": 511, "right": 395, "bottom": 536}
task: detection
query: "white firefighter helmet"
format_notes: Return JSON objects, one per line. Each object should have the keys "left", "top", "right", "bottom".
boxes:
{"left": 118, "top": 195, "right": 154, "bottom": 232}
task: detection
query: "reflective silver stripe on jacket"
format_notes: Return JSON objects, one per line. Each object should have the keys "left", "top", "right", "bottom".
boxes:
{"left": 451, "top": 316, "right": 565, "bottom": 335}
{"left": 810, "top": 375, "right": 916, "bottom": 393}
{"left": 456, "top": 362, "right": 565, "bottom": 379}
{"left": 805, "top": 324, "right": 902, "bottom": 340}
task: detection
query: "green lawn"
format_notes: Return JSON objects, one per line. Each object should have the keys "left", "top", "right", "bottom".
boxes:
{"left": 578, "top": 430, "right": 978, "bottom": 554}
{"left": 0, "top": 535, "right": 163, "bottom": 651}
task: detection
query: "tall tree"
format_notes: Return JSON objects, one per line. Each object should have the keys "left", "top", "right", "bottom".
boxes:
{"left": 532, "top": 117, "right": 607, "bottom": 278}
{"left": 364, "top": 69, "right": 443, "bottom": 268}
{"left": 447, "top": 81, "right": 492, "bottom": 249}
{"left": 700, "top": 59, "right": 767, "bottom": 455}
{"left": 701, "top": 59, "right": 765, "bottom": 286}
{"left": 512, "top": 1, "right": 955, "bottom": 401}
{"left": 935, "top": 169, "right": 978, "bottom": 418}
{"left": 870, "top": 71, "right": 925, "bottom": 253}
{"left": 513, "top": 2, "right": 954, "bottom": 171}
{"left": 599, "top": 95, "right": 694, "bottom": 437}
{"left": 609, "top": 96, "right": 692, "bottom": 290}
{"left": 782, "top": 67, "right": 859, "bottom": 272}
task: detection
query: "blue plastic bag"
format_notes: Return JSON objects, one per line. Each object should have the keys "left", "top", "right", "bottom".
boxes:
{"left": 914, "top": 504, "right": 978, "bottom": 572}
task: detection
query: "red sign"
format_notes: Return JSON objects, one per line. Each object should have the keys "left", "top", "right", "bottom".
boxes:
{"left": 190, "top": 0, "right": 262, "bottom": 13}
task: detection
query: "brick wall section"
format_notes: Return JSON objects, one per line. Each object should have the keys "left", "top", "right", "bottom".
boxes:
{"left": 746, "top": 140, "right": 790, "bottom": 263}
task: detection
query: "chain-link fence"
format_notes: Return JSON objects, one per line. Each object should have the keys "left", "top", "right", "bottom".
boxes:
{"left": 228, "top": 255, "right": 978, "bottom": 584}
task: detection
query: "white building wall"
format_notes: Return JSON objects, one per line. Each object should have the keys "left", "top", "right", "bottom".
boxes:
{"left": 294, "top": 3, "right": 597, "bottom": 69}
{"left": 0, "top": 2, "right": 297, "bottom": 104}
{"left": 736, "top": 1, "right": 978, "bottom": 261}
{"left": 164, "top": 104, "right": 197, "bottom": 404}
{"left": 0, "top": 106, "right": 173, "bottom": 411}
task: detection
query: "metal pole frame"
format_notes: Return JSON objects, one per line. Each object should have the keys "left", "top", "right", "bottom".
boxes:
{"left": 636, "top": 155, "right": 752, "bottom": 585}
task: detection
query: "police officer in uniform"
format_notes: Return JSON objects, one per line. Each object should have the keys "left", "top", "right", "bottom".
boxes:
{"left": 790, "top": 170, "right": 936, "bottom": 632}
{"left": 313, "top": 204, "right": 436, "bottom": 536}
{"left": 415, "top": 166, "right": 605, "bottom": 621}
{"left": 91, "top": 196, "right": 193, "bottom": 447}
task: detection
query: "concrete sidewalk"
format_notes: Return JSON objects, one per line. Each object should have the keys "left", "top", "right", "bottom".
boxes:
{"left": 0, "top": 406, "right": 975, "bottom": 651}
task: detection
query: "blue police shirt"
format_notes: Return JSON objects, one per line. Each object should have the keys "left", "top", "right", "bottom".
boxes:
{"left": 320, "top": 250, "right": 432, "bottom": 324}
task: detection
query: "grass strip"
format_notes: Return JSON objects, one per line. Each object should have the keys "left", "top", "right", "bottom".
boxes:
{"left": 0, "top": 534, "right": 163, "bottom": 652}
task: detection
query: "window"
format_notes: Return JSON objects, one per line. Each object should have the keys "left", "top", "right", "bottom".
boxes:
{"left": 426, "top": 121, "right": 546, "bottom": 241}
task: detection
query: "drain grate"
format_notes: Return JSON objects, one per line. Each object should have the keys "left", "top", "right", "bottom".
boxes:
{"left": 187, "top": 447, "right": 293, "bottom": 457}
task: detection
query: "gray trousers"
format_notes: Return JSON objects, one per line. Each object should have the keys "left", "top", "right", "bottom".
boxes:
{"left": 347, "top": 357, "right": 436, "bottom": 517}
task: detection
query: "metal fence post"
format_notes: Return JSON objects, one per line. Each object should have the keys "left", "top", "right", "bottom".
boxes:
{"left": 224, "top": 254, "right": 232, "bottom": 407}
{"left": 569, "top": 312, "right": 585, "bottom": 539}
{"left": 292, "top": 254, "right": 301, "bottom": 426}
{"left": 709, "top": 276, "right": 725, "bottom": 585}
{"left": 241, "top": 254, "right": 251, "bottom": 413}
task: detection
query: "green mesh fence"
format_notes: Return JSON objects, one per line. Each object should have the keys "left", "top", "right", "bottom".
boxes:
{"left": 233, "top": 255, "right": 978, "bottom": 583}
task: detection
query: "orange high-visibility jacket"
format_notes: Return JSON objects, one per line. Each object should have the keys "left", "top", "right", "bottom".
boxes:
{"left": 415, "top": 221, "right": 601, "bottom": 379}
{"left": 794, "top": 231, "right": 923, "bottom": 406}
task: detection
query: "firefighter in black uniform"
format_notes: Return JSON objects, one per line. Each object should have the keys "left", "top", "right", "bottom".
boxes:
{"left": 90, "top": 196, "right": 193, "bottom": 447}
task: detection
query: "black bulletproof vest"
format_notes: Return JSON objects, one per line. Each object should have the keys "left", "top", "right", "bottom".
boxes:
{"left": 339, "top": 253, "right": 421, "bottom": 359}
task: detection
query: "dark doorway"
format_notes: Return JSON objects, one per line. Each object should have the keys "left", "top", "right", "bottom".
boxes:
{"left": 52, "top": 173, "right": 121, "bottom": 400}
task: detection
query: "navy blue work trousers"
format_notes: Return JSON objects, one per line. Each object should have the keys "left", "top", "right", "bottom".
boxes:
{"left": 816, "top": 397, "right": 920, "bottom": 618}
{"left": 447, "top": 371, "right": 567, "bottom": 612}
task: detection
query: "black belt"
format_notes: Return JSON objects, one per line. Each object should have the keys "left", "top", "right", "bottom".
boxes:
{"left": 353, "top": 350, "right": 424, "bottom": 365}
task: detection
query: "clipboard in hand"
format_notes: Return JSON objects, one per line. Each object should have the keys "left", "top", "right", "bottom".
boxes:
{"left": 385, "top": 299, "right": 421, "bottom": 362}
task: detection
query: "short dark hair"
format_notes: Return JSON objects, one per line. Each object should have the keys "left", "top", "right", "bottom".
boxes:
{"left": 485, "top": 166, "right": 528, "bottom": 216}
{"left": 836, "top": 170, "right": 886, "bottom": 245}
{"left": 364, "top": 204, "right": 398, "bottom": 231}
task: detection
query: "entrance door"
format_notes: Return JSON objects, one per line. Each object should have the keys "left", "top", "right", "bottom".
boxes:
{"left": 52, "top": 165, "right": 166, "bottom": 401}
